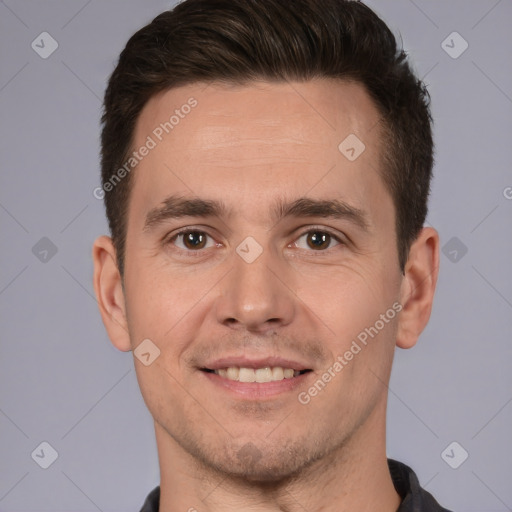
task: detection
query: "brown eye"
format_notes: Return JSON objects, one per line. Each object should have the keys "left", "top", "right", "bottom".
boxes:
{"left": 173, "top": 231, "right": 213, "bottom": 251}
{"left": 294, "top": 230, "right": 341, "bottom": 251}
{"left": 307, "top": 231, "right": 331, "bottom": 250}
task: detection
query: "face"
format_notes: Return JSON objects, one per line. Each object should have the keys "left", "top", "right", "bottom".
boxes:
{"left": 96, "top": 79, "right": 426, "bottom": 481}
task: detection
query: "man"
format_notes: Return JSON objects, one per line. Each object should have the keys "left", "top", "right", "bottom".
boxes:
{"left": 92, "top": 0, "right": 451, "bottom": 510}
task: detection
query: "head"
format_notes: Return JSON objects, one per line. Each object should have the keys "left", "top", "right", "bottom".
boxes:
{"left": 93, "top": 0, "right": 438, "bottom": 483}
{"left": 99, "top": 0, "right": 434, "bottom": 278}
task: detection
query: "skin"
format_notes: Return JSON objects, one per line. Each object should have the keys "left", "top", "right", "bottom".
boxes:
{"left": 93, "top": 79, "right": 439, "bottom": 512}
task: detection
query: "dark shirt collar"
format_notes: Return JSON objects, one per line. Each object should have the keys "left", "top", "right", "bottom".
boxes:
{"left": 140, "top": 458, "right": 453, "bottom": 512}
{"left": 389, "top": 459, "right": 453, "bottom": 512}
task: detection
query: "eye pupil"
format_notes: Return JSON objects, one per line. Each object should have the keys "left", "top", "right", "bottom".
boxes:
{"left": 307, "top": 232, "right": 330, "bottom": 250}
{"left": 184, "top": 231, "right": 206, "bottom": 249}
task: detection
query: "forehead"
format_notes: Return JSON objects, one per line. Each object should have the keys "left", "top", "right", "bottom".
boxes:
{"left": 136, "top": 78, "right": 380, "bottom": 153}
{"left": 129, "top": 79, "right": 388, "bottom": 225}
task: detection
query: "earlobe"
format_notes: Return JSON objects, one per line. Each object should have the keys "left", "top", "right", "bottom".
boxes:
{"left": 396, "top": 227, "right": 439, "bottom": 349}
{"left": 92, "top": 236, "right": 132, "bottom": 352}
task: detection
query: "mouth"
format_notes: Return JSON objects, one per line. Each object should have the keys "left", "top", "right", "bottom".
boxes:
{"left": 201, "top": 366, "right": 313, "bottom": 383}
{"left": 198, "top": 357, "right": 315, "bottom": 399}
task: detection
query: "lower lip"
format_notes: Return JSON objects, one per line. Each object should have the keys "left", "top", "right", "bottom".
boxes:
{"left": 200, "top": 370, "right": 312, "bottom": 399}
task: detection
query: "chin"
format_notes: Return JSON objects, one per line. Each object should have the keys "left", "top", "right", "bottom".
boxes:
{"left": 216, "top": 459, "right": 303, "bottom": 485}
{"left": 199, "top": 439, "right": 329, "bottom": 485}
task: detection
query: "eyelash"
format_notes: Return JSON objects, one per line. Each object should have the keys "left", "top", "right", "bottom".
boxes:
{"left": 165, "top": 226, "right": 345, "bottom": 255}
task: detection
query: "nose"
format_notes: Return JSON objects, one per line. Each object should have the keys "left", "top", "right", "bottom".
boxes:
{"left": 214, "top": 242, "right": 295, "bottom": 334}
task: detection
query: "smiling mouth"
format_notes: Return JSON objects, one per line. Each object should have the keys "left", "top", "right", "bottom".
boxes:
{"left": 201, "top": 366, "right": 312, "bottom": 383}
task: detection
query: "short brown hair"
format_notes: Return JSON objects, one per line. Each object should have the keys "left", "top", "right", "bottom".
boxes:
{"left": 100, "top": 0, "right": 433, "bottom": 276}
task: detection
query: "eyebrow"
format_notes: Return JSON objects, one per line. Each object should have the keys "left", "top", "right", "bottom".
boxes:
{"left": 143, "top": 194, "right": 369, "bottom": 232}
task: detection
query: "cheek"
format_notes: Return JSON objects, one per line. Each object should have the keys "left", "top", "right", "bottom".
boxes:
{"left": 125, "top": 271, "right": 201, "bottom": 417}
{"left": 124, "top": 264, "right": 201, "bottom": 354}
{"left": 295, "top": 261, "right": 399, "bottom": 343}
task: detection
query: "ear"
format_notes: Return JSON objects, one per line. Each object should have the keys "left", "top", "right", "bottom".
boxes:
{"left": 92, "top": 235, "right": 131, "bottom": 352}
{"left": 396, "top": 227, "right": 439, "bottom": 349}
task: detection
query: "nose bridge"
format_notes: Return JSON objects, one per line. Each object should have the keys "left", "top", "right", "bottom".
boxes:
{"left": 214, "top": 236, "right": 295, "bottom": 331}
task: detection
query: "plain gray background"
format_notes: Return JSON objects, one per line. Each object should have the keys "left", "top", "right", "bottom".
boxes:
{"left": 1, "top": 1, "right": 511, "bottom": 510}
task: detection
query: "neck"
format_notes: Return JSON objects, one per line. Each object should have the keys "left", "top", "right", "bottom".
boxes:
{"left": 156, "top": 400, "right": 401, "bottom": 512}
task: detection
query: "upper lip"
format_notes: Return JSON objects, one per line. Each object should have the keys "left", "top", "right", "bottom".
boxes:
{"left": 201, "top": 356, "right": 313, "bottom": 371}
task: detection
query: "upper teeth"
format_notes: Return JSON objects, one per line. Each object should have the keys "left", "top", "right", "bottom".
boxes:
{"left": 214, "top": 367, "right": 300, "bottom": 383}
